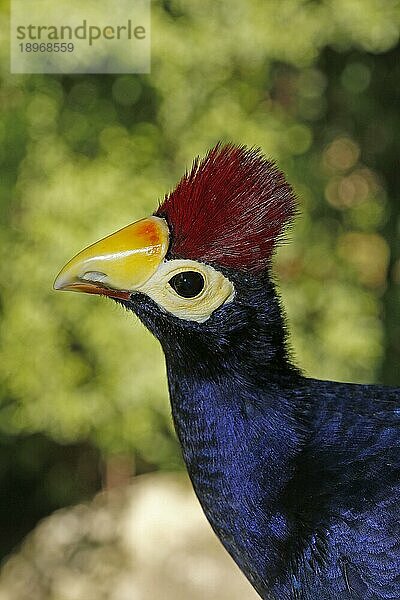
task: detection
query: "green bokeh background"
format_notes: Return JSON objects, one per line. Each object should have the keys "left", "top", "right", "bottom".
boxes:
{"left": 0, "top": 0, "right": 399, "bottom": 558}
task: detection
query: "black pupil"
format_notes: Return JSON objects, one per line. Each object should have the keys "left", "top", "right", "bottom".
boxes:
{"left": 169, "top": 271, "right": 205, "bottom": 298}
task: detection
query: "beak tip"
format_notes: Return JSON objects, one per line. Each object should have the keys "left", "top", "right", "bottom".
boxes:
{"left": 53, "top": 272, "right": 69, "bottom": 291}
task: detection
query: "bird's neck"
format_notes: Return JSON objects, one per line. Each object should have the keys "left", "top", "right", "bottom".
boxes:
{"left": 163, "top": 335, "right": 308, "bottom": 592}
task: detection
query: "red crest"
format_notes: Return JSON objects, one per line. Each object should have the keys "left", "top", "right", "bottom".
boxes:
{"left": 155, "top": 144, "right": 296, "bottom": 272}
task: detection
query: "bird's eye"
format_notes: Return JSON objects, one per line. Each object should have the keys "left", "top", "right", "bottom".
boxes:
{"left": 139, "top": 259, "right": 234, "bottom": 323}
{"left": 168, "top": 271, "right": 205, "bottom": 298}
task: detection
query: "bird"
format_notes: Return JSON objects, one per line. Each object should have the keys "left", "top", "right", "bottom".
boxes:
{"left": 54, "top": 144, "right": 400, "bottom": 600}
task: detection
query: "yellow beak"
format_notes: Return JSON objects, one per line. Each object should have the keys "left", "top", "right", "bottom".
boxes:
{"left": 53, "top": 216, "right": 169, "bottom": 300}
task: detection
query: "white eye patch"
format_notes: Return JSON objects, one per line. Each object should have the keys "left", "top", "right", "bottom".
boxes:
{"left": 138, "top": 259, "right": 235, "bottom": 323}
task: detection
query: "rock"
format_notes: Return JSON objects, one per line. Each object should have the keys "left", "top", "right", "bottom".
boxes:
{"left": 0, "top": 472, "right": 259, "bottom": 600}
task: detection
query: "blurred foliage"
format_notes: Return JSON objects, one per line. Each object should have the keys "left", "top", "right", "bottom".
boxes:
{"left": 0, "top": 0, "right": 400, "bottom": 552}
{"left": 0, "top": 434, "right": 100, "bottom": 558}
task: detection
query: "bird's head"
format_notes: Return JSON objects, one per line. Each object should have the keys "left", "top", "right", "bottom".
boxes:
{"left": 54, "top": 145, "right": 297, "bottom": 377}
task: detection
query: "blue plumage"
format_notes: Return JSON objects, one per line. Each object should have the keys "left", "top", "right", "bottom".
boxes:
{"left": 55, "top": 145, "right": 400, "bottom": 599}
{"left": 127, "top": 268, "right": 400, "bottom": 600}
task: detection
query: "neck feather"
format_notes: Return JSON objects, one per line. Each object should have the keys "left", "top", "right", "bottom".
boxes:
{"left": 163, "top": 325, "right": 308, "bottom": 591}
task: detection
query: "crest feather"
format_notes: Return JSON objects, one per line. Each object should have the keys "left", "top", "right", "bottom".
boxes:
{"left": 155, "top": 144, "right": 297, "bottom": 272}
